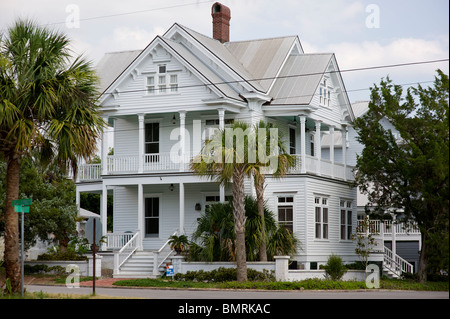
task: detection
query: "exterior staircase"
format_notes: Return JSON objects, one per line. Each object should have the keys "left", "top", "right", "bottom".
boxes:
{"left": 382, "top": 246, "right": 414, "bottom": 278}
{"left": 114, "top": 251, "right": 158, "bottom": 278}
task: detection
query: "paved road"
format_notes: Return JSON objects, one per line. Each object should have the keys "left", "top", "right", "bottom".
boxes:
{"left": 26, "top": 284, "right": 449, "bottom": 299}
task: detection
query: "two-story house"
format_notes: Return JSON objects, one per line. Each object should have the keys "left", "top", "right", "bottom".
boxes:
{"left": 76, "top": 2, "right": 359, "bottom": 278}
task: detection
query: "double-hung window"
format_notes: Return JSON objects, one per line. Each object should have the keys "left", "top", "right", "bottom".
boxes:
{"left": 340, "top": 200, "right": 353, "bottom": 240}
{"left": 315, "top": 196, "right": 328, "bottom": 239}
{"left": 319, "top": 79, "right": 331, "bottom": 106}
{"left": 278, "top": 196, "right": 294, "bottom": 233}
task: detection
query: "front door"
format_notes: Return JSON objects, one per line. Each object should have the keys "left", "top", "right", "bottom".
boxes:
{"left": 145, "top": 197, "right": 159, "bottom": 237}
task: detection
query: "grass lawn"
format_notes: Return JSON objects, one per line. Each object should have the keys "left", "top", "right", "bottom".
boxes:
{"left": 112, "top": 277, "right": 449, "bottom": 291}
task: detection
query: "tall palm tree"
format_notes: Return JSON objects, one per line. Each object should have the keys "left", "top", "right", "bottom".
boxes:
{"left": 250, "top": 121, "right": 297, "bottom": 261}
{"left": 190, "top": 121, "right": 253, "bottom": 281}
{"left": 0, "top": 19, "right": 105, "bottom": 293}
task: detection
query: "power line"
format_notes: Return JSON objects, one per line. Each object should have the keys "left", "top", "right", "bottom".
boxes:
{"left": 100, "top": 58, "right": 449, "bottom": 97}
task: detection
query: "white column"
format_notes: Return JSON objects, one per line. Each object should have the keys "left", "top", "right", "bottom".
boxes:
{"left": 329, "top": 126, "right": 335, "bottom": 178}
{"left": 299, "top": 116, "right": 306, "bottom": 174}
{"left": 138, "top": 114, "right": 145, "bottom": 173}
{"left": 315, "top": 120, "right": 322, "bottom": 175}
{"left": 179, "top": 111, "right": 186, "bottom": 172}
{"left": 179, "top": 182, "right": 185, "bottom": 234}
{"left": 137, "top": 183, "right": 144, "bottom": 250}
{"left": 101, "top": 116, "right": 109, "bottom": 175}
{"left": 218, "top": 108, "right": 225, "bottom": 202}
{"left": 341, "top": 125, "right": 347, "bottom": 181}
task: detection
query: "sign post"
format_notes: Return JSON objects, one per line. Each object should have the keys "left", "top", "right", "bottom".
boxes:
{"left": 12, "top": 198, "right": 32, "bottom": 297}
{"left": 86, "top": 216, "right": 102, "bottom": 296}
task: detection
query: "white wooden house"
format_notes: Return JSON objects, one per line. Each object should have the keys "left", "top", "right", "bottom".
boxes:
{"left": 75, "top": 2, "right": 414, "bottom": 278}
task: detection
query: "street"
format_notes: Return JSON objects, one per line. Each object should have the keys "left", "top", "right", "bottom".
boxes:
{"left": 26, "top": 284, "right": 449, "bottom": 299}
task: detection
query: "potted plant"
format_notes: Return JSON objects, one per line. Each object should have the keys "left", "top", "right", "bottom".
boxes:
{"left": 168, "top": 234, "right": 189, "bottom": 255}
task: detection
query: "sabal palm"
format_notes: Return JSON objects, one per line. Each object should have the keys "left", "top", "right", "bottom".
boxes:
{"left": 0, "top": 20, "right": 105, "bottom": 293}
{"left": 249, "top": 121, "right": 297, "bottom": 261}
{"left": 190, "top": 121, "right": 253, "bottom": 281}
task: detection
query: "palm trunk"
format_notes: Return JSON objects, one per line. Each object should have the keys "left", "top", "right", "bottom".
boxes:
{"left": 254, "top": 174, "right": 267, "bottom": 261}
{"left": 232, "top": 165, "right": 247, "bottom": 282}
{"left": 4, "top": 155, "right": 21, "bottom": 294}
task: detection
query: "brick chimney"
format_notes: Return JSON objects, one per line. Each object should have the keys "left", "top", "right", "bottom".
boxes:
{"left": 211, "top": 2, "right": 231, "bottom": 43}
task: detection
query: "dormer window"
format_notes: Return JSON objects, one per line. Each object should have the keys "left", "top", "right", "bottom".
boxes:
{"left": 319, "top": 79, "right": 331, "bottom": 107}
{"left": 146, "top": 64, "right": 178, "bottom": 95}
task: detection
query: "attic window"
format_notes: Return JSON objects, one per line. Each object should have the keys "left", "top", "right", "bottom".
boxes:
{"left": 319, "top": 79, "right": 332, "bottom": 107}
{"left": 146, "top": 64, "right": 178, "bottom": 95}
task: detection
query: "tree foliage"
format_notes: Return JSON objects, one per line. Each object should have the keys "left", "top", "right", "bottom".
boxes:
{"left": 188, "top": 196, "right": 298, "bottom": 262}
{"left": 353, "top": 70, "right": 449, "bottom": 281}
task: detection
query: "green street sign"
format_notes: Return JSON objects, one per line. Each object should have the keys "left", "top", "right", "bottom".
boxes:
{"left": 14, "top": 205, "right": 30, "bottom": 213}
{"left": 12, "top": 198, "right": 32, "bottom": 207}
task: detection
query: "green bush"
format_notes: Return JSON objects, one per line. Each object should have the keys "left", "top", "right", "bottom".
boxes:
{"left": 174, "top": 267, "right": 275, "bottom": 282}
{"left": 323, "top": 255, "right": 347, "bottom": 281}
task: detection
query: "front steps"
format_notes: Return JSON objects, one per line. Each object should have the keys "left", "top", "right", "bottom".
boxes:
{"left": 114, "top": 251, "right": 162, "bottom": 278}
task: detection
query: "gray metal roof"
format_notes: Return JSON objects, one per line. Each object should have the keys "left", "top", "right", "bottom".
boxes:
{"left": 269, "top": 53, "right": 333, "bottom": 105}
{"left": 95, "top": 50, "right": 142, "bottom": 94}
{"left": 225, "top": 36, "right": 297, "bottom": 93}
{"left": 351, "top": 100, "right": 370, "bottom": 118}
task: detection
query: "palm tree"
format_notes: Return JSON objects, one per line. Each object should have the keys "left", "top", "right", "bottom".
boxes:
{"left": 250, "top": 121, "right": 297, "bottom": 261}
{"left": 190, "top": 121, "right": 253, "bottom": 281}
{"left": 0, "top": 19, "right": 105, "bottom": 293}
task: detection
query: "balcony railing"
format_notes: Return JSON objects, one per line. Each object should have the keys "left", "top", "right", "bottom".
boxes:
{"left": 77, "top": 153, "right": 354, "bottom": 182}
{"left": 357, "top": 219, "right": 421, "bottom": 237}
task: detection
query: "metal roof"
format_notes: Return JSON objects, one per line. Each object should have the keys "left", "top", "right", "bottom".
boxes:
{"left": 225, "top": 36, "right": 297, "bottom": 92}
{"left": 269, "top": 53, "right": 333, "bottom": 105}
{"left": 95, "top": 50, "right": 142, "bottom": 94}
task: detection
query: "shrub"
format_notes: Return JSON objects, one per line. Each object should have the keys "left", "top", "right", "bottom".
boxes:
{"left": 174, "top": 267, "right": 275, "bottom": 282}
{"left": 323, "top": 255, "right": 347, "bottom": 281}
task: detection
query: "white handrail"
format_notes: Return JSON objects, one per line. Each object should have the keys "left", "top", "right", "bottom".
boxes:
{"left": 383, "top": 246, "right": 413, "bottom": 276}
{"left": 114, "top": 231, "right": 140, "bottom": 274}
{"left": 153, "top": 230, "right": 178, "bottom": 275}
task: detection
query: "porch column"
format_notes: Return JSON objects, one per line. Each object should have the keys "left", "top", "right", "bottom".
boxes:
{"left": 101, "top": 116, "right": 109, "bottom": 175}
{"left": 179, "top": 111, "right": 186, "bottom": 172}
{"left": 341, "top": 125, "right": 347, "bottom": 181}
{"left": 179, "top": 182, "right": 185, "bottom": 234}
{"left": 138, "top": 114, "right": 145, "bottom": 173}
{"left": 329, "top": 126, "right": 335, "bottom": 178}
{"left": 299, "top": 116, "right": 306, "bottom": 173}
{"left": 137, "top": 183, "right": 144, "bottom": 250}
{"left": 218, "top": 108, "right": 225, "bottom": 202}
{"left": 315, "top": 120, "right": 322, "bottom": 175}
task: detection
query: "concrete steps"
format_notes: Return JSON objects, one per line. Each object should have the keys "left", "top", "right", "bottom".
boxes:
{"left": 114, "top": 251, "right": 159, "bottom": 278}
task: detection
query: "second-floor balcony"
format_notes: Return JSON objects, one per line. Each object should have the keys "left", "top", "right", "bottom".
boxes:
{"left": 77, "top": 153, "right": 355, "bottom": 182}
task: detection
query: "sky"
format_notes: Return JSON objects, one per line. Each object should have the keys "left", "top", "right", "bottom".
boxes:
{"left": 0, "top": 0, "right": 449, "bottom": 102}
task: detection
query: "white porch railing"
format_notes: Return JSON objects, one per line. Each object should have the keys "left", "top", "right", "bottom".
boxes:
{"left": 113, "top": 231, "right": 140, "bottom": 275}
{"left": 105, "top": 232, "right": 135, "bottom": 250}
{"left": 357, "top": 219, "right": 421, "bottom": 237}
{"left": 292, "top": 155, "right": 354, "bottom": 181}
{"left": 78, "top": 163, "right": 102, "bottom": 181}
{"left": 384, "top": 246, "right": 414, "bottom": 277}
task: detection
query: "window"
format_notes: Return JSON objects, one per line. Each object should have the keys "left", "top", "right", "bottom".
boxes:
{"left": 278, "top": 196, "right": 294, "bottom": 233}
{"left": 146, "top": 64, "right": 178, "bottom": 95}
{"left": 340, "top": 200, "right": 353, "bottom": 240}
{"left": 310, "top": 134, "right": 315, "bottom": 157}
{"left": 145, "top": 197, "right": 159, "bottom": 237}
{"left": 289, "top": 128, "right": 296, "bottom": 155}
{"left": 203, "top": 118, "right": 234, "bottom": 142}
{"left": 145, "top": 122, "right": 159, "bottom": 162}
{"left": 315, "top": 196, "right": 328, "bottom": 239}
{"left": 319, "top": 79, "right": 331, "bottom": 106}
{"left": 204, "top": 195, "right": 231, "bottom": 211}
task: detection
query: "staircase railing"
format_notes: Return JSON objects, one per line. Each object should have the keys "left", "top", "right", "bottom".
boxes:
{"left": 114, "top": 230, "right": 140, "bottom": 275}
{"left": 383, "top": 246, "right": 413, "bottom": 277}
{"left": 153, "top": 230, "right": 178, "bottom": 276}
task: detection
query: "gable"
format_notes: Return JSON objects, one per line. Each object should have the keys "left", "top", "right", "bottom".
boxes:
{"left": 99, "top": 36, "right": 245, "bottom": 111}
